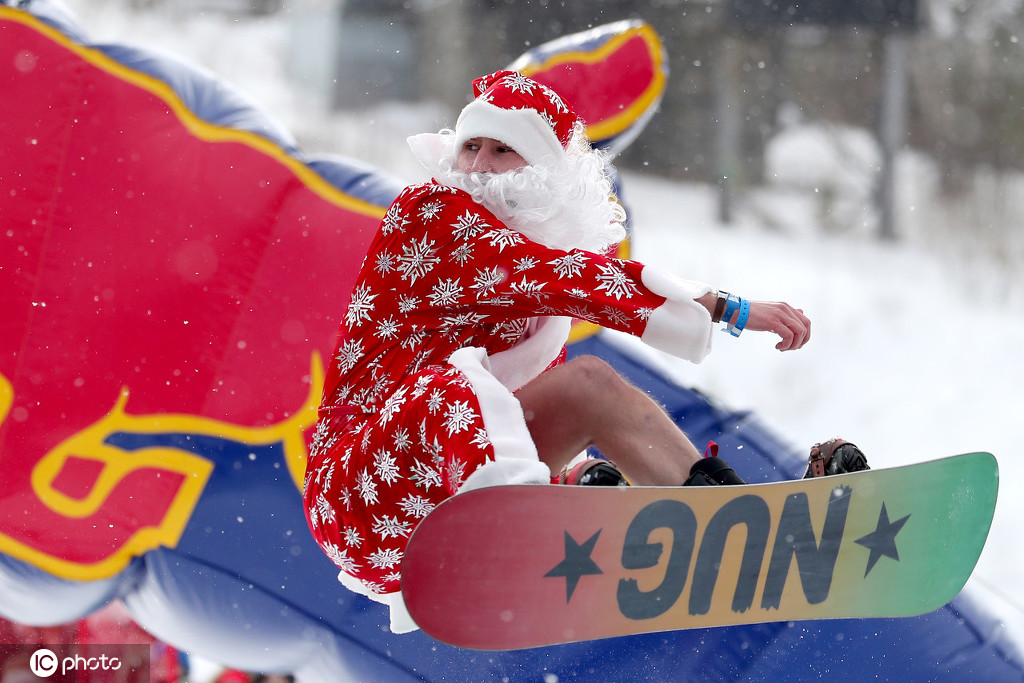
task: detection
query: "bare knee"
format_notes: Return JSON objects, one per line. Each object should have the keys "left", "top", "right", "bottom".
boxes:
{"left": 562, "top": 355, "right": 631, "bottom": 395}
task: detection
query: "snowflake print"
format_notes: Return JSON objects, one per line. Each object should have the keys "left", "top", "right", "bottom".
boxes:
{"left": 398, "top": 494, "right": 434, "bottom": 518}
{"left": 409, "top": 460, "right": 442, "bottom": 490}
{"left": 451, "top": 209, "right": 490, "bottom": 240}
{"left": 418, "top": 199, "right": 444, "bottom": 222}
{"left": 566, "top": 303, "right": 596, "bottom": 322}
{"left": 397, "top": 294, "right": 421, "bottom": 313}
{"left": 594, "top": 263, "right": 639, "bottom": 300}
{"left": 334, "top": 339, "right": 364, "bottom": 373}
{"left": 426, "top": 388, "right": 446, "bottom": 414}
{"left": 486, "top": 227, "right": 524, "bottom": 251}
{"left": 356, "top": 468, "right": 379, "bottom": 505}
{"left": 635, "top": 307, "right": 655, "bottom": 321}
{"left": 549, "top": 252, "right": 589, "bottom": 279}
{"left": 345, "top": 285, "right": 377, "bottom": 328}
{"left": 372, "top": 514, "right": 411, "bottom": 540}
{"left": 502, "top": 71, "right": 537, "bottom": 94}
{"left": 470, "top": 427, "right": 491, "bottom": 450}
{"left": 368, "top": 547, "right": 403, "bottom": 570}
{"left": 322, "top": 542, "right": 361, "bottom": 573}
{"left": 447, "top": 458, "right": 468, "bottom": 489}
{"left": 375, "top": 316, "right": 400, "bottom": 340}
{"left": 444, "top": 400, "right": 478, "bottom": 435}
{"left": 602, "top": 305, "right": 631, "bottom": 328}
{"left": 514, "top": 255, "right": 539, "bottom": 272}
{"left": 392, "top": 426, "right": 412, "bottom": 452}
{"left": 471, "top": 266, "right": 505, "bottom": 297}
{"left": 428, "top": 278, "right": 464, "bottom": 307}
{"left": 510, "top": 276, "right": 547, "bottom": 299}
{"left": 343, "top": 526, "right": 363, "bottom": 548}
{"left": 545, "top": 88, "right": 570, "bottom": 114}
{"left": 397, "top": 235, "right": 441, "bottom": 283}
{"left": 374, "top": 450, "right": 401, "bottom": 485}
{"left": 441, "top": 311, "right": 486, "bottom": 331}
{"left": 339, "top": 487, "right": 352, "bottom": 511}
{"left": 381, "top": 204, "right": 410, "bottom": 235}
{"left": 400, "top": 326, "right": 428, "bottom": 350}
{"left": 373, "top": 251, "right": 397, "bottom": 275}
{"left": 569, "top": 287, "right": 589, "bottom": 298}
{"left": 378, "top": 386, "right": 408, "bottom": 427}
{"left": 452, "top": 242, "right": 475, "bottom": 265}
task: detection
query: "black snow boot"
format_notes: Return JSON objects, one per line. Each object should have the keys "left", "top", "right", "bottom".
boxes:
{"left": 557, "top": 458, "right": 630, "bottom": 486}
{"left": 803, "top": 438, "right": 870, "bottom": 478}
{"left": 684, "top": 456, "right": 746, "bottom": 486}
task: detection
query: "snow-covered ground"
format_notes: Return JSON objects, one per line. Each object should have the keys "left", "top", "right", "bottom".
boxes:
{"left": 50, "top": 0, "right": 1024, "bottom": 672}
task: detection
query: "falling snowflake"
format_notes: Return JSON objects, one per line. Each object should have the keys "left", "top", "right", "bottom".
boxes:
{"left": 345, "top": 284, "right": 377, "bottom": 328}
{"left": 374, "top": 450, "right": 401, "bottom": 485}
{"left": 444, "top": 400, "right": 478, "bottom": 435}
{"left": 397, "top": 235, "right": 441, "bottom": 284}
{"left": 451, "top": 209, "right": 490, "bottom": 240}
{"left": 399, "top": 494, "right": 435, "bottom": 518}
{"left": 428, "top": 278, "right": 464, "bottom": 306}
{"left": 594, "top": 263, "right": 638, "bottom": 300}
{"left": 549, "top": 252, "right": 589, "bottom": 279}
{"left": 356, "top": 468, "right": 379, "bottom": 505}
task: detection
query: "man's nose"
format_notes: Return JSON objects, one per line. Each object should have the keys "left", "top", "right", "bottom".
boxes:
{"left": 470, "top": 149, "right": 495, "bottom": 173}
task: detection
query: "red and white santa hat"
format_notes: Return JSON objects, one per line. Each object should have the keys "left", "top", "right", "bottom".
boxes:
{"left": 453, "top": 70, "right": 580, "bottom": 166}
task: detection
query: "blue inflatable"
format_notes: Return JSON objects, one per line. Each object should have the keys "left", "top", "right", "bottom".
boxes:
{"left": 1, "top": 1, "right": 1021, "bottom": 679}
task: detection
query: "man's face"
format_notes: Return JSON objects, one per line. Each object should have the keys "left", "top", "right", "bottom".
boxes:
{"left": 456, "top": 137, "right": 528, "bottom": 174}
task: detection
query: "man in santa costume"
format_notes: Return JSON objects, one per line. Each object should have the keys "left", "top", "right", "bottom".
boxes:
{"left": 303, "top": 70, "right": 868, "bottom": 633}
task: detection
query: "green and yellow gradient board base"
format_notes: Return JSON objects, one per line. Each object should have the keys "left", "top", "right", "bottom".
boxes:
{"left": 403, "top": 453, "right": 998, "bottom": 650}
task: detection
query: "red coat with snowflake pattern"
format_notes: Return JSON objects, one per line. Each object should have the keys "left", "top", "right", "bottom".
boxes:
{"left": 303, "top": 181, "right": 713, "bottom": 601}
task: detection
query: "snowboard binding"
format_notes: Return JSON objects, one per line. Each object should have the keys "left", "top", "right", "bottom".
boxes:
{"left": 804, "top": 438, "right": 870, "bottom": 478}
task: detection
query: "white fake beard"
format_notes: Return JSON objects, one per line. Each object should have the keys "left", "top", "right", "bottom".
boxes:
{"left": 436, "top": 159, "right": 627, "bottom": 254}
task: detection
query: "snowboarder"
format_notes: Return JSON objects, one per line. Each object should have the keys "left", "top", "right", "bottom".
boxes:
{"left": 303, "top": 69, "right": 867, "bottom": 632}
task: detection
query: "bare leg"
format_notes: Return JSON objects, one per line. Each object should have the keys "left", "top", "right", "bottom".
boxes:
{"left": 515, "top": 355, "right": 702, "bottom": 486}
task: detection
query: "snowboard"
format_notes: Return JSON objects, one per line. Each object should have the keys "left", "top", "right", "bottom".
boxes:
{"left": 401, "top": 452, "right": 998, "bottom": 650}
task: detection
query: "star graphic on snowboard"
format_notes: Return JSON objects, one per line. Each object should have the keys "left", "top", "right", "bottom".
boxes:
{"left": 545, "top": 530, "right": 603, "bottom": 602}
{"left": 855, "top": 502, "right": 911, "bottom": 577}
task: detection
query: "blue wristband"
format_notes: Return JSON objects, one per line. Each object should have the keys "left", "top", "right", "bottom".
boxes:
{"left": 722, "top": 294, "right": 741, "bottom": 326}
{"left": 726, "top": 298, "right": 750, "bottom": 337}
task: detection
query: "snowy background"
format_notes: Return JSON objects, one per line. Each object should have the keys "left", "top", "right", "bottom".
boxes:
{"left": 52, "top": 0, "right": 1024, "bottom": 672}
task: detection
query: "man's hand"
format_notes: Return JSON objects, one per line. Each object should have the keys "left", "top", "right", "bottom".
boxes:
{"left": 743, "top": 301, "right": 811, "bottom": 351}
